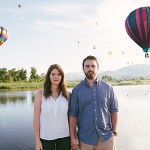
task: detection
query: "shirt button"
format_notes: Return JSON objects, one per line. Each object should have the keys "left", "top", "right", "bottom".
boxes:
{"left": 96, "top": 118, "right": 97, "bottom": 120}
{"left": 95, "top": 109, "right": 96, "bottom": 111}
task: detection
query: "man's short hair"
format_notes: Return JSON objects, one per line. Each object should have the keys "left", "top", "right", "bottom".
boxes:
{"left": 82, "top": 55, "right": 99, "bottom": 69}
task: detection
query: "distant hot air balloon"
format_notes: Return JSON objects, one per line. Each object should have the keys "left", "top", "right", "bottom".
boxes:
{"left": 93, "top": 46, "right": 96, "bottom": 50}
{"left": 0, "top": 26, "right": 9, "bottom": 46}
{"left": 108, "top": 50, "right": 112, "bottom": 55}
{"left": 122, "top": 51, "right": 125, "bottom": 55}
{"left": 95, "top": 22, "right": 98, "bottom": 25}
{"left": 125, "top": 6, "right": 150, "bottom": 58}
{"left": 18, "top": 4, "right": 21, "bottom": 8}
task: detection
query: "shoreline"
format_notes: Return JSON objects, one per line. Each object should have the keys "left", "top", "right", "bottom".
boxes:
{"left": 0, "top": 80, "right": 150, "bottom": 91}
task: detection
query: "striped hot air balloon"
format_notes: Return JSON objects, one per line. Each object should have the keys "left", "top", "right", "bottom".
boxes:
{"left": 125, "top": 6, "right": 150, "bottom": 58}
{"left": 0, "top": 26, "right": 9, "bottom": 46}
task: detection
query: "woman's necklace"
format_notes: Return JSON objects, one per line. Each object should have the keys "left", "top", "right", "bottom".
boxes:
{"left": 51, "top": 93, "right": 59, "bottom": 100}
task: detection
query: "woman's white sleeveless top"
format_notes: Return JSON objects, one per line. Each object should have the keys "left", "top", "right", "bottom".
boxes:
{"left": 40, "top": 91, "right": 69, "bottom": 140}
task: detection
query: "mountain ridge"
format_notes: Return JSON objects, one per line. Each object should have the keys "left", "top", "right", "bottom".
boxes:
{"left": 65, "top": 64, "right": 150, "bottom": 81}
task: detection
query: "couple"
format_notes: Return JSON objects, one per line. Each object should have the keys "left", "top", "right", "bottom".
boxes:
{"left": 33, "top": 55, "right": 119, "bottom": 150}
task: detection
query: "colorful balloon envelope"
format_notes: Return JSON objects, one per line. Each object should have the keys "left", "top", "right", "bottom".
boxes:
{"left": 0, "top": 26, "right": 9, "bottom": 46}
{"left": 125, "top": 6, "right": 150, "bottom": 57}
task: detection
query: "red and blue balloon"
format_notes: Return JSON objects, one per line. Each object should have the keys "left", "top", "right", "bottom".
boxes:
{"left": 125, "top": 6, "right": 150, "bottom": 57}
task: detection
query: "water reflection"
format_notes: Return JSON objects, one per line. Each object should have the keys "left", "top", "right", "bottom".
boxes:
{"left": 0, "top": 96, "right": 7, "bottom": 104}
{"left": 0, "top": 95, "right": 26, "bottom": 104}
{"left": 0, "top": 90, "right": 37, "bottom": 150}
{"left": 0, "top": 90, "right": 36, "bottom": 105}
{"left": 0, "top": 86, "right": 150, "bottom": 150}
{"left": 32, "top": 95, "right": 35, "bottom": 103}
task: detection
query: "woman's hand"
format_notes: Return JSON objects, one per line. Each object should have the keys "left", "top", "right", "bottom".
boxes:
{"left": 71, "top": 137, "right": 79, "bottom": 150}
{"left": 36, "top": 139, "right": 43, "bottom": 150}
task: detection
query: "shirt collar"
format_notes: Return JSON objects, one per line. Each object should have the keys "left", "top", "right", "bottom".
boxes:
{"left": 84, "top": 78, "right": 99, "bottom": 86}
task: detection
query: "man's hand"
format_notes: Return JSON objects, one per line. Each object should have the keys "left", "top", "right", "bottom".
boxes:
{"left": 71, "top": 137, "right": 79, "bottom": 150}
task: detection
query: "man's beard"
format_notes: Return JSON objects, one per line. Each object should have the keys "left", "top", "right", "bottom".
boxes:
{"left": 84, "top": 71, "right": 96, "bottom": 80}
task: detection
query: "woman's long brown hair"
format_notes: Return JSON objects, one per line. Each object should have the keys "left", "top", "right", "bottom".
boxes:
{"left": 43, "top": 64, "right": 68, "bottom": 100}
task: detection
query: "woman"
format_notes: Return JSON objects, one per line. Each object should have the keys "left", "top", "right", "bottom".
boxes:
{"left": 33, "top": 64, "right": 71, "bottom": 150}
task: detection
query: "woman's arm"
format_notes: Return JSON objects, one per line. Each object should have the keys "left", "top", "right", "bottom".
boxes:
{"left": 33, "top": 90, "right": 43, "bottom": 150}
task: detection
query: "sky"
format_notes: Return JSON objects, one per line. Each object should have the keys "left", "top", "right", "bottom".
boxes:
{"left": 0, "top": 0, "right": 150, "bottom": 76}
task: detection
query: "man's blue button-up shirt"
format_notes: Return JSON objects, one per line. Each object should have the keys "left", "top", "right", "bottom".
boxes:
{"left": 69, "top": 79, "right": 119, "bottom": 145}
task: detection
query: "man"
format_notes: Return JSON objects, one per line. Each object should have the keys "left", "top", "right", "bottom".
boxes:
{"left": 69, "top": 55, "right": 119, "bottom": 150}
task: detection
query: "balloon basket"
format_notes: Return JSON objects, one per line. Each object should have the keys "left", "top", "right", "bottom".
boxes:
{"left": 145, "top": 52, "right": 149, "bottom": 58}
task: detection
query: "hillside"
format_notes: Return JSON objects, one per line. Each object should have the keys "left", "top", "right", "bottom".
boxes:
{"left": 65, "top": 64, "right": 150, "bottom": 81}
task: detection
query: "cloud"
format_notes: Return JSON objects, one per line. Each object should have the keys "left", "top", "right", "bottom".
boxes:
{"left": 32, "top": 3, "right": 99, "bottom": 32}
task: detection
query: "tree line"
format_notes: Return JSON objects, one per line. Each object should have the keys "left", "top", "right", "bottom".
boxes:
{"left": 0, "top": 67, "right": 45, "bottom": 83}
{"left": 0, "top": 67, "right": 117, "bottom": 83}
{"left": 1, "top": 67, "right": 147, "bottom": 84}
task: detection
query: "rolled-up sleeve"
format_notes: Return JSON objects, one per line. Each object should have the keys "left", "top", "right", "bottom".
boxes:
{"left": 109, "top": 86, "right": 119, "bottom": 113}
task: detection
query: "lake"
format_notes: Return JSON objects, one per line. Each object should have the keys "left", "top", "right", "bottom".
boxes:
{"left": 0, "top": 85, "right": 150, "bottom": 150}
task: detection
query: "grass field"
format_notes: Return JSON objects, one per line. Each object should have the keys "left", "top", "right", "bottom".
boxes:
{"left": 0, "top": 81, "right": 79, "bottom": 91}
{"left": 0, "top": 80, "right": 150, "bottom": 91}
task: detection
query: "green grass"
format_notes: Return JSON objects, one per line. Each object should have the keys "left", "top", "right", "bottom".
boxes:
{"left": 109, "top": 79, "right": 150, "bottom": 86}
{"left": 0, "top": 82, "right": 79, "bottom": 91}
{"left": 0, "top": 80, "right": 150, "bottom": 91}
{"left": 0, "top": 82, "right": 43, "bottom": 91}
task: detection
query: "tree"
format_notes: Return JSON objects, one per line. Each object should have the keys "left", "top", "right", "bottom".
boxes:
{"left": 140, "top": 77, "right": 144, "bottom": 80}
{"left": 29, "top": 67, "right": 38, "bottom": 81}
{"left": 0, "top": 67, "right": 45, "bottom": 83}
{"left": 102, "top": 75, "right": 113, "bottom": 81}
{"left": 18, "top": 68, "right": 27, "bottom": 81}
{"left": 8, "top": 68, "right": 16, "bottom": 82}
{"left": 0, "top": 68, "right": 8, "bottom": 82}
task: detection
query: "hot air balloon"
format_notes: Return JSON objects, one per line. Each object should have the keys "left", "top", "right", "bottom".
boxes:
{"left": 0, "top": 26, "right": 9, "bottom": 46}
{"left": 122, "top": 51, "right": 125, "bottom": 55}
{"left": 18, "top": 4, "right": 21, "bottom": 8}
{"left": 95, "top": 22, "right": 98, "bottom": 25}
{"left": 125, "top": 6, "right": 150, "bottom": 58}
{"left": 93, "top": 46, "right": 96, "bottom": 50}
{"left": 108, "top": 50, "right": 112, "bottom": 56}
